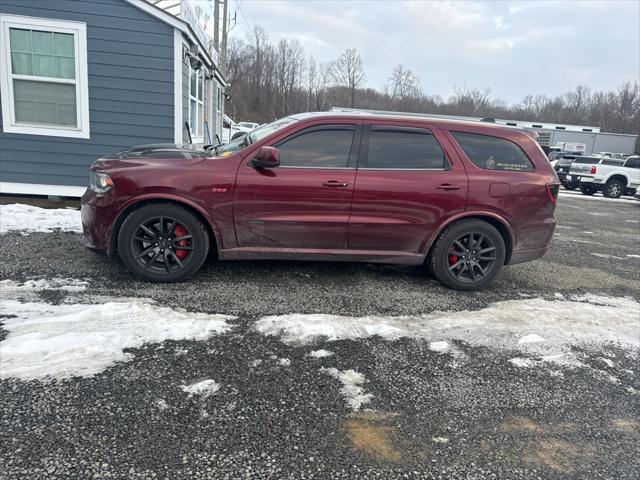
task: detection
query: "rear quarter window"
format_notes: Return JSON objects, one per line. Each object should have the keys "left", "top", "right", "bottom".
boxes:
{"left": 451, "top": 132, "right": 534, "bottom": 172}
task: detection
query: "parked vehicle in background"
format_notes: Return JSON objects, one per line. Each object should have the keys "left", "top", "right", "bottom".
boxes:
{"left": 554, "top": 155, "right": 580, "bottom": 189}
{"left": 569, "top": 155, "right": 640, "bottom": 198}
{"left": 237, "top": 122, "right": 260, "bottom": 130}
{"left": 221, "top": 115, "right": 252, "bottom": 144}
{"left": 81, "top": 111, "right": 559, "bottom": 290}
{"left": 554, "top": 142, "right": 586, "bottom": 156}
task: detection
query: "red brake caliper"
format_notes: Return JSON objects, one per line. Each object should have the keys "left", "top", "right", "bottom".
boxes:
{"left": 174, "top": 224, "right": 189, "bottom": 260}
{"left": 449, "top": 246, "right": 459, "bottom": 266}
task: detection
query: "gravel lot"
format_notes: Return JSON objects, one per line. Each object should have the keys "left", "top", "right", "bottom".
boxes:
{"left": 1, "top": 193, "right": 639, "bottom": 479}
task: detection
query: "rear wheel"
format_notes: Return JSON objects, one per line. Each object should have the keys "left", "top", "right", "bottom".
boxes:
{"left": 580, "top": 184, "right": 598, "bottom": 196}
{"left": 429, "top": 220, "right": 506, "bottom": 291}
{"left": 118, "top": 204, "right": 209, "bottom": 282}
{"left": 603, "top": 179, "right": 624, "bottom": 199}
{"left": 562, "top": 182, "right": 577, "bottom": 190}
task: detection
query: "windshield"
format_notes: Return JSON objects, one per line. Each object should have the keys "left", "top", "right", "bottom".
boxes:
{"left": 215, "top": 117, "right": 298, "bottom": 156}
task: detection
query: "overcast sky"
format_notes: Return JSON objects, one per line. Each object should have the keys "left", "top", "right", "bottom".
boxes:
{"left": 221, "top": 0, "right": 639, "bottom": 104}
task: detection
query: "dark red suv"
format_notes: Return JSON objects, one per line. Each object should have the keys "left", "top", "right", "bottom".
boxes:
{"left": 81, "top": 112, "right": 558, "bottom": 290}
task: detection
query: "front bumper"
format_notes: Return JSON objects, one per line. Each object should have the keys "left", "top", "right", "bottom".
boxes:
{"left": 81, "top": 188, "right": 118, "bottom": 254}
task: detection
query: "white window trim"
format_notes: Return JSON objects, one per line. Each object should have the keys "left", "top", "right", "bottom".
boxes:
{"left": 0, "top": 14, "right": 90, "bottom": 139}
{"left": 188, "top": 63, "right": 204, "bottom": 143}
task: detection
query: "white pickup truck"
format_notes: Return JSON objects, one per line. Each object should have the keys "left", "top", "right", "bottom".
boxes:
{"left": 568, "top": 155, "right": 640, "bottom": 198}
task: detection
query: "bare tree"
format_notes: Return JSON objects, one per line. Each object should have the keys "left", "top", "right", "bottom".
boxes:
{"left": 331, "top": 48, "right": 366, "bottom": 107}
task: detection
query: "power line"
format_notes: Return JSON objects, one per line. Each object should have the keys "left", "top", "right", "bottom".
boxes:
{"left": 234, "top": 0, "right": 252, "bottom": 30}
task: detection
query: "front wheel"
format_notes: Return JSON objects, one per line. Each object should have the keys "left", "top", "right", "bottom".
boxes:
{"left": 118, "top": 204, "right": 210, "bottom": 282}
{"left": 428, "top": 220, "right": 506, "bottom": 291}
{"left": 580, "top": 184, "right": 598, "bottom": 196}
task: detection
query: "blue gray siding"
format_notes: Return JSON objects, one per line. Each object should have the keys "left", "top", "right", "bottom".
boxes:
{"left": 182, "top": 53, "right": 189, "bottom": 143}
{"left": 0, "top": 0, "right": 175, "bottom": 188}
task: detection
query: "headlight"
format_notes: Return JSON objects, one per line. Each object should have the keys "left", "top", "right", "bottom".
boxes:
{"left": 90, "top": 171, "right": 113, "bottom": 194}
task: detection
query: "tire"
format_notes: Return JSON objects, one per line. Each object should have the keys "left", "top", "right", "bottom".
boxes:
{"left": 624, "top": 188, "right": 637, "bottom": 197}
{"left": 428, "top": 220, "right": 506, "bottom": 291}
{"left": 580, "top": 184, "right": 598, "bottom": 196}
{"left": 118, "top": 203, "right": 210, "bottom": 282}
{"left": 603, "top": 179, "right": 624, "bottom": 199}
{"left": 562, "top": 182, "right": 577, "bottom": 191}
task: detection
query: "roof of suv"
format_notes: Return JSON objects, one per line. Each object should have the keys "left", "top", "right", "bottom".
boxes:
{"left": 288, "top": 111, "right": 524, "bottom": 133}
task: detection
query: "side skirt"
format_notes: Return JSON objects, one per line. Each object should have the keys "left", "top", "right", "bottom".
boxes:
{"left": 218, "top": 247, "right": 424, "bottom": 265}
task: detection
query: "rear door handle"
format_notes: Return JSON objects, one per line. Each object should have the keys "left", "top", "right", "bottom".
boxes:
{"left": 323, "top": 180, "right": 349, "bottom": 188}
{"left": 436, "top": 184, "right": 461, "bottom": 191}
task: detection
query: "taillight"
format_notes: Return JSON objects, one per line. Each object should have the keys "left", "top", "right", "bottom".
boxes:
{"left": 546, "top": 184, "right": 559, "bottom": 204}
{"left": 591, "top": 165, "right": 597, "bottom": 174}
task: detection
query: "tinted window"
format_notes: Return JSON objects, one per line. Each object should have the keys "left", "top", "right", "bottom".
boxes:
{"left": 366, "top": 128, "right": 447, "bottom": 169}
{"left": 277, "top": 127, "right": 354, "bottom": 167}
{"left": 625, "top": 158, "right": 639, "bottom": 169}
{"left": 452, "top": 132, "right": 534, "bottom": 172}
{"left": 602, "top": 159, "right": 625, "bottom": 166}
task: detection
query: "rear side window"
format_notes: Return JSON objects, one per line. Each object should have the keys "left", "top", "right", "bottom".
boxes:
{"left": 366, "top": 128, "right": 447, "bottom": 169}
{"left": 602, "top": 159, "right": 625, "bottom": 166}
{"left": 276, "top": 126, "right": 355, "bottom": 168}
{"left": 452, "top": 132, "right": 534, "bottom": 172}
{"left": 625, "top": 158, "right": 640, "bottom": 169}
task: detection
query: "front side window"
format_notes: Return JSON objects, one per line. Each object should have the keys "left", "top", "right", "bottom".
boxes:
{"left": 0, "top": 14, "right": 89, "bottom": 138}
{"left": 276, "top": 126, "right": 355, "bottom": 168}
{"left": 366, "top": 128, "right": 447, "bottom": 169}
{"left": 189, "top": 67, "right": 205, "bottom": 141}
{"left": 452, "top": 132, "right": 534, "bottom": 172}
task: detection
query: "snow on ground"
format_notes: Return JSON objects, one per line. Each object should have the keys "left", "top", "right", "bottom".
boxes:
{"left": 558, "top": 191, "right": 637, "bottom": 204}
{"left": 0, "top": 203, "right": 82, "bottom": 234}
{"left": 255, "top": 295, "right": 640, "bottom": 367}
{"left": 309, "top": 349, "right": 334, "bottom": 358}
{"left": 0, "top": 278, "right": 88, "bottom": 294}
{"left": 180, "top": 379, "right": 220, "bottom": 398}
{"left": 592, "top": 253, "right": 623, "bottom": 260}
{"left": 321, "top": 368, "right": 373, "bottom": 411}
{"left": 0, "top": 296, "right": 236, "bottom": 380}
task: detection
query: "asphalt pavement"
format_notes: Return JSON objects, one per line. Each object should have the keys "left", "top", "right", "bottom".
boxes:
{"left": 1, "top": 193, "right": 639, "bottom": 479}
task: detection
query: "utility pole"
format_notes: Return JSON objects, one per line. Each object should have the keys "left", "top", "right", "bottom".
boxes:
{"left": 213, "top": 0, "right": 220, "bottom": 52}
{"left": 220, "top": 0, "right": 228, "bottom": 72}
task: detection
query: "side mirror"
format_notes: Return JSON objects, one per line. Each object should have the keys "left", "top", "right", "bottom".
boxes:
{"left": 251, "top": 146, "right": 280, "bottom": 169}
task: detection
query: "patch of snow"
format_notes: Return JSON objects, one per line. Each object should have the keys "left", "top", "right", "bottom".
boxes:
{"left": 556, "top": 225, "right": 573, "bottom": 229}
{"left": 592, "top": 253, "right": 623, "bottom": 260}
{"left": 554, "top": 293, "right": 565, "bottom": 299}
{"left": 278, "top": 358, "right": 291, "bottom": 366}
{"left": 250, "top": 359, "right": 263, "bottom": 367}
{"left": 429, "top": 341, "right": 450, "bottom": 353}
{"left": 0, "top": 278, "right": 88, "bottom": 295}
{"left": 518, "top": 334, "right": 545, "bottom": 344}
{"left": 625, "top": 220, "right": 639, "bottom": 223}
{"left": 431, "top": 437, "right": 449, "bottom": 444}
{"left": 581, "top": 231, "right": 594, "bottom": 234}
{"left": 627, "top": 254, "right": 640, "bottom": 259}
{"left": 180, "top": 379, "right": 220, "bottom": 398}
{"left": 510, "top": 357, "right": 536, "bottom": 368}
{"left": 598, "top": 357, "right": 615, "bottom": 368}
{"left": 256, "top": 295, "right": 639, "bottom": 368}
{"left": 0, "top": 299, "right": 235, "bottom": 380}
{"left": 321, "top": 368, "right": 373, "bottom": 411}
{"left": 155, "top": 399, "right": 169, "bottom": 410}
{"left": 0, "top": 203, "right": 82, "bottom": 234}
{"left": 309, "top": 349, "right": 334, "bottom": 358}
{"left": 558, "top": 191, "right": 636, "bottom": 204}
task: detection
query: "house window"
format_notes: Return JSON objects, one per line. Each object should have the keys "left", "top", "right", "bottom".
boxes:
{"left": 0, "top": 14, "right": 89, "bottom": 138}
{"left": 189, "top": 66, "right": 204, "bottom": 141}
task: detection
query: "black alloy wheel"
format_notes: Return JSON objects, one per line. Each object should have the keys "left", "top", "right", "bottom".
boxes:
{"left": 131, "top": 216, "right": 193, "bottom": 274}
{"left": 429, "top": 219, "right": 506, "bottom": 291}
{"left": 446, "top": 233, "right": 498, "bottom": 284}
{"left": 118, "top": 204, "right": 209, "bottom": 282}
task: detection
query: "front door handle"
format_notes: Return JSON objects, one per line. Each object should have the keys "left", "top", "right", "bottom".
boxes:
{"left": 323, "top": 180, "right": 349, "bottom": 188}
{"left": 436, "top": 184, "right": 461, "bottom": 191}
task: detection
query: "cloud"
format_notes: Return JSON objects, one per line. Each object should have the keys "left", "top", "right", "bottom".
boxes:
{"left": 230, "top": 0, "right": 640, "bottom": 103}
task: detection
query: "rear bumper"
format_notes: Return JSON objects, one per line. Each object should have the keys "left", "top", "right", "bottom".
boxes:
{"left": 81, "top": 188, "right": 117, "bottom": 254}
{"left": 508, "top": 246, "right": 549, "bottom": 265}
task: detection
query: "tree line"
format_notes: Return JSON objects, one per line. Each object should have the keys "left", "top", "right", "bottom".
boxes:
{"left": 224, "top": 26, "right": 640, "bottom": 145}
